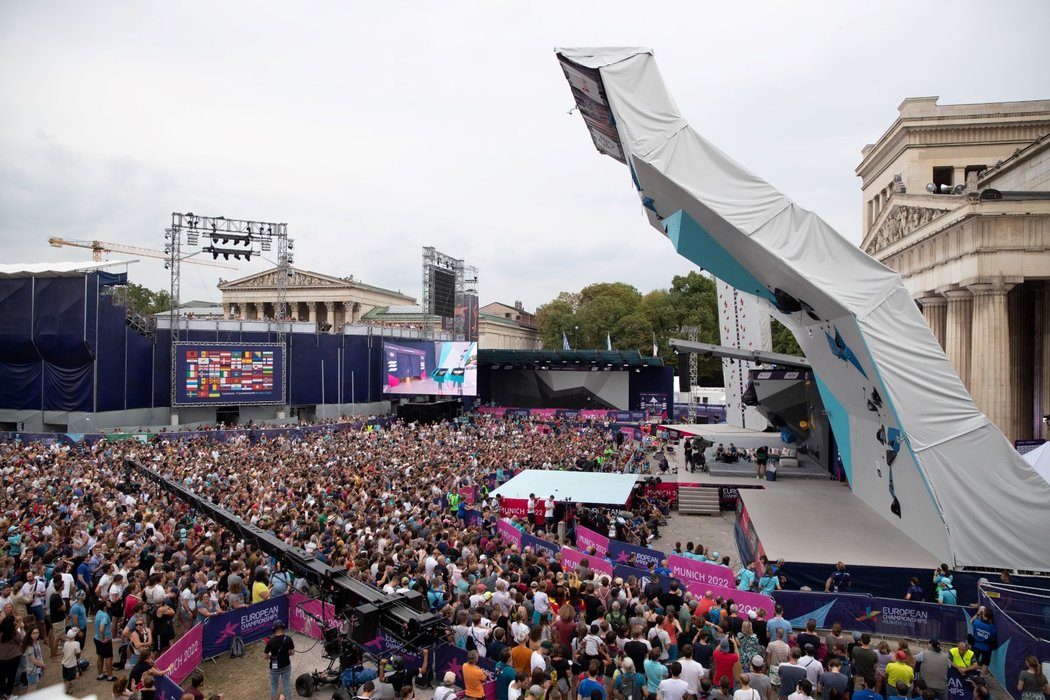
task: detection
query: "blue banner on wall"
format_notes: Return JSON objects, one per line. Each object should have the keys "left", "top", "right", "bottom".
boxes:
{"left": 202, "top": 596, "right": 289, "bottom": 659}
{"left": 775, "top": 590, "right": 970, "bottom": 643}
{"left": 522, "top": 532, "right": 560, "bottom": 560}
{"left": 609, "top": 539, "right": 665, "bottom": 569}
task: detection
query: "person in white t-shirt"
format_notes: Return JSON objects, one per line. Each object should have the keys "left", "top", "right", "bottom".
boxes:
{"left": 733, "top": 674, "right": 763, "bottom": 700}
{"left": 678, "top": 644, "right": 708, "bottom": 694}
{"left": 658, "top": 662, "right": 690, "bottom": 700}
{"left": 544, "top": 497, "right": 556, "bottom": 532}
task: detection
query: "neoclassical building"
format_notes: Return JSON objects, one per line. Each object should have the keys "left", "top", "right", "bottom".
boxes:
{"left": 218, "top": 268, "right": 416, "bottom": 329}
{"left": 856, "top": 97, "right": 1050, "bottom": 442}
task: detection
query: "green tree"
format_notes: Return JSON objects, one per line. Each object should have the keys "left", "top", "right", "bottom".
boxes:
{"left": 535, "top": 291, "right": 579, "bottom": 349}
{"left": 771, "top": 318, "right": 803, "bottom": 356}
{"left": 113, "top": 282, "right": 174, "bottom": 316}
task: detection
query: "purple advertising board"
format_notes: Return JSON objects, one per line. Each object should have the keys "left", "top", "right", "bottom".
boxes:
{"left": 522, "top": 532, "right": 560, "bottom": 560}
{"left": 669, "top": 554, "right": 736, "bottom": 590}
{"left": 608, "top": 539, "right": 665, "bottom": 569}
{"left": 496, "top": 519, "right": 522, "bottom": 548}
{"left": 775, "top": 590, "right": 970, "bottom": 642}
{"left": 202, "top": 596, "right": 289, "bottom": 659}
{"left": 576, "top": 525, "right": 610, "bottom": 557}
{"left": 289, "top": 592, "right": 342, "bottom": 641}
{"left": 155, "top": 622, "right": 203, "bottom": 684}
{"left": 155, "top": 673, "right": 186, "bottom": 700}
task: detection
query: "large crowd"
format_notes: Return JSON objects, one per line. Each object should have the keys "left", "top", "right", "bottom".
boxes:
{"left": 0, "top": 414, "right": 1043, "bottom": 700}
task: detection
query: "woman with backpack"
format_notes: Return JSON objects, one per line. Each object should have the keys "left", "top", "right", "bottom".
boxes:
{"left": 613, "top": 657, "right": 645, "bottom": 700}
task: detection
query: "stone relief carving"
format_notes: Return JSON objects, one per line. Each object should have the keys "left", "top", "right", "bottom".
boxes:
{"left": 865, "top": 205, "right": 949, "bottom": 254}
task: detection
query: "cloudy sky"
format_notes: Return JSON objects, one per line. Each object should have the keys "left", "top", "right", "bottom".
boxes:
{"left": 2, "top": 1, "right": 1048, "bottom": 310}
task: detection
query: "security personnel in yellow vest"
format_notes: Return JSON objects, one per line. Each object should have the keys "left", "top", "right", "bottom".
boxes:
{"left": 949, "top": 641, "right": 979, "bottom": 677}
{"left": 447, "top": 490, "right": 461, "bottom": 513}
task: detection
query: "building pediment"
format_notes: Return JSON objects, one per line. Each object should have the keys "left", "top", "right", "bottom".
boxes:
{"left": 863, "top": 202, "right": 953, "bottom": 256}
{"left": 218, "top": 267, "right": 354, "bottom": 290}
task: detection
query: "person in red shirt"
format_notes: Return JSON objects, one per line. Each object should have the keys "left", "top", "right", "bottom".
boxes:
{"left": 712, "top": 636, "right": 740, "bottom": 690}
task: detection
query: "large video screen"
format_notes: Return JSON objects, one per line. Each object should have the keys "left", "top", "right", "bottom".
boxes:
{"left": 383, "top": 341, "right": 477, "bottom": 396}
{"left": 173, "top": 343, "right": 285, "bottom": 406}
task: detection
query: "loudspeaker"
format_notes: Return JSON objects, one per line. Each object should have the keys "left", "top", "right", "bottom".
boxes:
{"left": 350, "top": 603, "right": 380, "bottom": 644}
{"left": 397, "top": 589, "right": 427, "bottom": 613}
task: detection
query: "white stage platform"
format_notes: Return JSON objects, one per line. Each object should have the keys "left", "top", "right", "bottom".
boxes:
{"left": 739, "top": 480, "right": 939, "bottom": 568}
{"left": 490, "top": 470, "right": 638, "bottom": 505}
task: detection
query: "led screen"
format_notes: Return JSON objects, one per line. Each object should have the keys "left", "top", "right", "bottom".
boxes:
{"left": 173, "top": 343, "right": 285, "bottom": 406}
{"left": 382, "top": 341, "right": 477, "bottom": 396}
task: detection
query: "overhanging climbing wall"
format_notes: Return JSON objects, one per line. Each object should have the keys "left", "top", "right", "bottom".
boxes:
{"left": 555, "top": 47, "right": 1050, "bottom": 571}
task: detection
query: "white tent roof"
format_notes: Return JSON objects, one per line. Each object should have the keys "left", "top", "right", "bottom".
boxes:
{"left": 491, "top": 470, "right": 639, "bottom": 506}
{"left": 555, "top": 47, "right": 1050, "bottom": 571}
{"left": 1022, "top": 443, "right": 1050, "bottom": 484}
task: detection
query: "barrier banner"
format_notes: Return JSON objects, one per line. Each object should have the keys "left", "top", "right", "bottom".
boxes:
{"left": 155, "top": 622, "right": 203, "bottom": 684}
{"left": 289, "top": 592, "right": 342, "bottom": 641}
{"left": 613, "top": 563, "right": 654, "bottom": 586}
{"left": 498, "top": 497, "right": 530, "bottom": 519}
{"left": 155, "top": 673, "right": 185, "bottom": 700}
{"left": 669, "top": 554, "right": 735, "bottom": 590}
{"left": 522, "top": 532, "right": 560, "bottom": 560}
{"left": 202, "top": 596, "right": 288, "bottom": 659}
{"left": 433, "top": 642, "right": 498, "bottom": 700}
{"left": 459, "top": 486, "right": 476, "bottom": 506}
{"left": 947, "top": 666, "right": 974, "bottom": 700}
{"left": 776, "top": 590, "right": 970, "bottom": 643}
{"left": 560, "top": 546, "right": 614, "bottom": 577}
{"left": 679, "top": 578, "right": 775, "bottom": 617}
{"left": 496, "top": 519, "right": 522, "bottom": 548}
{"left": 575, "top": 525, "right": 610, "bottom": 557}
{"left": 609, "top": 539, "right": 665, "bottom": 569}
{"left": 362, "top": 628, "right": 422, "bottom": 668}
{"left": 980, "top": 586, "right": 1050, "bottom": 699}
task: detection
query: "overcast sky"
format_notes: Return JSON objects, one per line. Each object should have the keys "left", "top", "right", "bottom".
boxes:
{"left": 2, "top": 1, "right": 1048, "bottom": 310}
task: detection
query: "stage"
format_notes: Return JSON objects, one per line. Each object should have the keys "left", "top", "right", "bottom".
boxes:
{"left": 659, "top": 423, "right": 830, "bottom": 479}
{"left": 490, "top": 469, "right": 639, "bottom": 506}
{"left": 736, "top": 479, "right": 941, "bottom": 596}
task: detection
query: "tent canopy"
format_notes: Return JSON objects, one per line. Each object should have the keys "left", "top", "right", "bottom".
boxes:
{"left": 491, "top": 470, "right": 639, "bottom": 506}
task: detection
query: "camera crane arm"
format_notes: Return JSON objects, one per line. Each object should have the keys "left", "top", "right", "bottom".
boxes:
{"left": 123, "top": 458, "right": 447, "bottom": 649}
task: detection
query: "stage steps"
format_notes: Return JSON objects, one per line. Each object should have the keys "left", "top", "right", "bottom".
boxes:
{"left": 677, "top": 486, "right": 721, "bottom": 516}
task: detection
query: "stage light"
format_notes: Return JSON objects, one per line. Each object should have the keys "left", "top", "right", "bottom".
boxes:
{"left": 926, "top": 183, "right": 937, "bottom": 193}
{"left": 211, "top": 223, "right": 218, "bottom": 232}
{"left": 288, "top": 240, "right": 294, "bottom": 250}
{"left": 244, "top": 252, "right": 251, "bottom": 262}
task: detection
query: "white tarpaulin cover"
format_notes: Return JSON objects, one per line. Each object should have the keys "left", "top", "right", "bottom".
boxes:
{"left": 1022, "top": 442, "right": 1050, "bottom": 484}
{"left": 555, "top": 47, "right": 1050, "bottom": 571}
{"left": 490, "top": 470, "right": 638, "bottom": 506}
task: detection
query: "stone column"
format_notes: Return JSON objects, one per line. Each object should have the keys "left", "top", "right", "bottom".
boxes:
{"left": 325, "top": 301, "right": 335, "bottom": 332}
{"left": 307, "top": 302, "right": 317, "bottom": 324}
{"left": 942, "top": 288, "right": 973, "bottom": 391}
{"left": 343, "top": 301, "right": 353, "bottom": 325}
{"left": 223, "top": 304, "right": 231, "bottom": 320}
{"left": 968, "top": 280, "right": 1015, "bottom": 440}
{"left": 918, "top": 294, "right": 947, "bottom": 349}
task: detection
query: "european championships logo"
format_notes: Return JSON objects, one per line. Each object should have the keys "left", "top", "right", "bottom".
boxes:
{"left": 855, "top": 607, "right": 881, "bottom": 622}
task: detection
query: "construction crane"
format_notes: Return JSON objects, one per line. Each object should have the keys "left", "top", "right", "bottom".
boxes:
{"left": 48, "top": 236, "right": 237, "bottom": 269}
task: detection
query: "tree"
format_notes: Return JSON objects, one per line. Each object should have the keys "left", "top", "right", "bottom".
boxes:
{"left": 771, "top": 318, "right": 803, "bottom": 356}
{"left": 112, "top": 282, "right": 175, "bottom": 316}
{"left": 535, "top": 291, "right": 579, "bottom": 349}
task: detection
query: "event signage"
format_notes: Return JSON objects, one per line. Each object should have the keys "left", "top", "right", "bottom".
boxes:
{"left": 202, "top": 596, "right": 289, "bottom": 659}
{"left": 669, "top": 554, "right": 735, "bottom": 590}
{"left": 498, "top": 497, "right": 530, "bottom": 519}
{"left": 361, "top": 628, "right": 422, "bottom": 668}
{"left": 155, "top": 622, "right": 202, "bottom": 684}
{"left": 289, "top": 592, "right": 342, "bottom": 641}
{"left": 173, "top": 342, "right": 285, "bottom": 406}
{"left": 496, "top": 519, "right": 522, "bottom": 548}
{"left": 560, "top": 546, "right": 614, "bottom": 576}
{"left": 522, "top": 532, "right": 560, "bottom": 560}
{"left": 775, "top": 590, "right": 969, "bottom": 642}
{"left": 155, "top": 673, "right": 185, "bottom": 700}
{"left": 946, "top": 667, "right": 973, "bottom": 700}
{"left": 608, "top": 539, "right": 665, "bottom": 569}
{"left": 575, "top": 525, "right": 610, "bottom": 557}
{"left": 679, "top": 578, "right": 775, "bottom": 617}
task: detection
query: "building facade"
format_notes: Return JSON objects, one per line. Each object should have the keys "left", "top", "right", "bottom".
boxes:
{"left": 856, "top": 97, "right": 1050, "bottom": 442}
{"left": 478, "top": 302, "right": 542, "bottom": 349}
{"left": 218, "top": 268, "right": 416, "bottom": 331}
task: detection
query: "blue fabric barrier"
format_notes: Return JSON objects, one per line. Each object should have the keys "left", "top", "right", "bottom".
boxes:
{"left": 609, "top": 539, "right": 665, "bottom": 569}
{"left": 201, "top": 596, "right": 289, "bottom": 659}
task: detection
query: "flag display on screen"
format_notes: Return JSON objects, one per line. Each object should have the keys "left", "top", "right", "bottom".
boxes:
{"left": 174, "top": 344, "right": 284, "bottom": 405}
